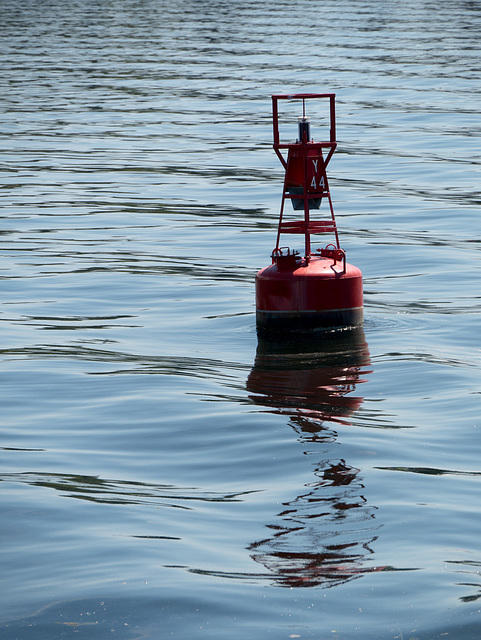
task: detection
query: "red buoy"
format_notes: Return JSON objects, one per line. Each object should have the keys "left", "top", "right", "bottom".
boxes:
{"left": 256, "top": 93, "right": 363, "bottom": 335}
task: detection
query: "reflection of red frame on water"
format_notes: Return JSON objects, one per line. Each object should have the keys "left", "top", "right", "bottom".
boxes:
{"left": 246, "top": 328, "right": 382, "bottom": 587}
{"left": 249, "top": 549, "right": 388, "bottom": 589}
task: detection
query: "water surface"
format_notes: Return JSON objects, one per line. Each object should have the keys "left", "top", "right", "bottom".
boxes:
{"left": 2, "top": 1, "right": 481, "bottom": 638}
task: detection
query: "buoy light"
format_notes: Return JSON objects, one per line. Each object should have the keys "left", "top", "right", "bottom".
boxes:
{"left": 297, "top": 116, "right": 311, "bottom": 144}
{"left": 255, "top": 93, "right": 363, "bottom": 335}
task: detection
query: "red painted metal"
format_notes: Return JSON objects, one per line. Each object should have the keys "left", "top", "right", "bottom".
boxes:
{"left": 256, "top": 93, "right": 363, "bottom": 334}
{"left": 256, "top": 256, "right": 363, "bottom": 332}
{"left": 271, "top": 93, "right": 339, "bottom": 260}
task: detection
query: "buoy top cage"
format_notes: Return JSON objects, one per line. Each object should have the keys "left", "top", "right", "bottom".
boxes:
{"left": 271, "top": 93, "right": 341, "bottom": 266}
{"left": 272, "top": 93, "right": 336, "bottom": 155}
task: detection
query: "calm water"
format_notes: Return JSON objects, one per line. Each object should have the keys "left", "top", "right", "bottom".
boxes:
{"left": 2, "top": 1, "right": 481, "bottom": 638}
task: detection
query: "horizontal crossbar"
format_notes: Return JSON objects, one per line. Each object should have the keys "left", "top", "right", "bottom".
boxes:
{"left": 285, "top": 192, "right": 330, "bottom": 199}
{"left": 279, "top": 220, "right": 337, "bottom": 234}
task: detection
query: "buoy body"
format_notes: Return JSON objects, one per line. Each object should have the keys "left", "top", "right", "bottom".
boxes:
{"left": 256, "top": 255, "right": 363, "bottom": 334}
{"left": 256, "top": 93, "right": 363, "bottom": 335}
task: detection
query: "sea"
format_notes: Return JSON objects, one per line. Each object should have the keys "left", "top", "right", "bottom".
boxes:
{"left": 1, "top": 1, "right": 481, "bottom": 638}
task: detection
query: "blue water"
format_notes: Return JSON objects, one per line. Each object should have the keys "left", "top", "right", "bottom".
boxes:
{"left": 2, "top": 1, "right": 481, "bottom": 638}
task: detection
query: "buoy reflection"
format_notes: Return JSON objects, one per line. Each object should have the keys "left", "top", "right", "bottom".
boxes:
{"left": 246, "top": 327, "right": 383, "bottom": 588}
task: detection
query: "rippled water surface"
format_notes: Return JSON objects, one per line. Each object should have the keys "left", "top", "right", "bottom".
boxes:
{"left": 2, "top": 1, "right": 481, "bottom": 638}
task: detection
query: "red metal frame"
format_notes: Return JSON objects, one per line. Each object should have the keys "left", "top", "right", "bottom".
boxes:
{"left": 271, "top": 93, "right": 340, "bottom": 261}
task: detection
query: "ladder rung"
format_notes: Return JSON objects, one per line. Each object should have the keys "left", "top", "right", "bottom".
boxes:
{"left": 279, "top": 220, "right": 337, "bottom": 234}
{"left": 309, "top": 221, "right": 337, "bottom": 233}
{"left": 285, "top": 192, "right": 330, "bottom": 199}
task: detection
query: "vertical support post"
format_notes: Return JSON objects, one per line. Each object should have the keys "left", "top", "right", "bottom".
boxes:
{"left": 272, "top": 96, "right": 279, "bottom": 147}
{"left": 303, "top": 140, "right": 311, "bottom": 261}
{"left": 329, "top": 94, "right": 336, "bottom": 143}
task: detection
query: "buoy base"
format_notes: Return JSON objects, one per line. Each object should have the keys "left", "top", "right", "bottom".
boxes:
{"left": 255, "top": 255, "right": 363, "bottom": 335}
